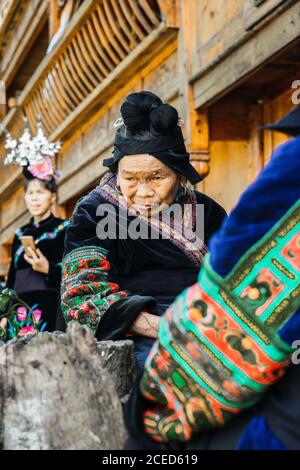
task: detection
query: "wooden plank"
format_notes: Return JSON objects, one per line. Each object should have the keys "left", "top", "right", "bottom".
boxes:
{"left": 4, "top": 0, "right": 95, "bottom": 108}
{"left": 103, "top": 1, "right": 131, "bottom": 54}
{"left": 204, "top": 140, "right": 252, "bottom": 213}
{"left": 248, "top": 104, "right": 264, "bottom": 183}
{"left": 96, "top": 2, "right": 126, "bottom": 59}
{"left": 68, "top": 41, "right": 95, "bottom": 92}
{"left": 76, "top": 29, "right": 104, "bottom": 81}
{"left": 0, "top": 243, "right": 12, "bottom": 277}
{"left": 65, "top": 46, "right": 91, "bottom": 94}
{"left": 193, "top": 2, "right": 300, "bottom": 109}
{"left": 0, "top": 0, "right": 18, "bottom": 44}
{"left": 119, "top": 0, "right": 145, "bottom": 42}
{"left": 60, "top": 52, "right": 86, "bottom": 101}
{"left": 0, "top": 210, "right": 29, "bottom": 245}
{"left": 110, "top": 0, "right": 137, "bottom": 48}
{"left": 140, "top": 0, "right": 161, "bottom": 26}
{"left": 72, "top": 35, "right": 100, "bottom": 88}
{"left": 49, "top": 0, "right": 60, "bottom": 40}
{"left": 1, "top": 0, "right": 48, "bottom": 87}
{"left": 157, "top": 0, "right": 179, "bottom": 28}
{"left": 0, "top": 186, "right": 26, "bottom": 229}
{"left": 244, "top": 0, "right": 288, "bottom": 30}
{"left": 80, "top": 24, "right": 106, "bottom": 78}
{"left": 128, "top": 0, "right": 152, "bottom": 34}
{"left": 50, "top": 24, "right": 176, "bottom": 141}
{"left": 90, "top": 10, "right": 115, "bottom": 69}
{"left": 54, "top": 59, "right": 78, "bottom": 108}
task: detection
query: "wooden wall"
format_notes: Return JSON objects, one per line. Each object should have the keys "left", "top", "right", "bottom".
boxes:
{"left": 1, "top": 0, "right": 299, "bottom": 276}
{"left": 202, "top": 86, "right": 294, "bottom": 213}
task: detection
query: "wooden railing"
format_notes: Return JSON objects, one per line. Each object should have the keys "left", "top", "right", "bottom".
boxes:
{"left": 0, "top": 0, "right": 18, "bottom": 43}
{"left": 23, "top": 0, "right": 160, "bottom": 135}
{"left": 0, "top": 0, "right": 181, "bottom": 196}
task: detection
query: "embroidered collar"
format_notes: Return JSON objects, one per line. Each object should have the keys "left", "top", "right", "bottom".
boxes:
{"left": 97, "top": 172, "right": 207, "bottom": 267}
{"left": 29, "top": 213, "right": 55, "bottom": 229}
{"left": 14, "top": 219, "right": 69, "bottom": 267}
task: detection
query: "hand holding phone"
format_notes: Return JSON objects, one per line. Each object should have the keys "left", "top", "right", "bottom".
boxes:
{"left": 20, "top": 236, "right": 38, "bottom": 257}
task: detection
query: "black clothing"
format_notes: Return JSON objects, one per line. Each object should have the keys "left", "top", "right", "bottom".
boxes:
{"left": 6, "top": 213, "right": 68, "bottom": 331}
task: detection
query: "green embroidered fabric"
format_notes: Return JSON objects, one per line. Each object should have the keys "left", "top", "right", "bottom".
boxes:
{"left": 61, "top": 246, "right": 127, "bottom": 331}
{"left": 141, "top": 199, "right": 300, "bottom": 442}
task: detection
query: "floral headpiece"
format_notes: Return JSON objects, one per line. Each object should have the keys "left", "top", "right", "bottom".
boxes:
{"left": 3, "top": 116, "right": 62, "bottom": 180}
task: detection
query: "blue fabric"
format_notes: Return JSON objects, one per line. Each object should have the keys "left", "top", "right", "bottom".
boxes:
{"left": 208, "top": 136, "right": 300, "bottom": 450}
{"left": 236, "top": 416, "right": 287, "bottom": 450}
{"left": 133, "top": 337, "right": 155, "bottom": 373}
{"left": 209, "top": 136, "right": 300, "bottom": 344}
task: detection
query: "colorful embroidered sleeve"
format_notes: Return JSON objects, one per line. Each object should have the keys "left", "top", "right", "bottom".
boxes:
{"left": 140, "top": 199, "right": 300, "bottom": 443}
{"left": 61, "top": 192, "right": 128, "bottom": 334}
{"left": 61, "top": 245, "right": 127, "bottom": 332}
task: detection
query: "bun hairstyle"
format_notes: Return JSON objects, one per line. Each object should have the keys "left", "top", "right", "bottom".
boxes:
{"left": 23, "top": 166, "right": 58, "bottom": 193}
{"left": 120, "top": 91, "right": 179, "bottom": 136}
{"left": 103, "top": 90, "right": 202, "bottom": 184}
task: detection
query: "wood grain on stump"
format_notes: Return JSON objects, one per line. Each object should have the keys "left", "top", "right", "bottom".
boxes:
{"left": 0, "top": 322, "right": 133, "bottom": 450}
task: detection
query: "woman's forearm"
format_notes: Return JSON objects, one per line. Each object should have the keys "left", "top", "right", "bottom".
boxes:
{"left": 130, "top": 312, "right": 160, "bottom": 339}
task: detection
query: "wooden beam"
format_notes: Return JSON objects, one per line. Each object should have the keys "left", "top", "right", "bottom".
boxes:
{"left": 157, "top": 0, "right": 179, "bottom": 28}
{"left": 1, "top": 0, "right": 48, "bottom": 87}
{"left": 0, "top": 0, "right": 19, "bottom": 46}
{"left": 193, "top": 1, "right": 300, "bottom": 109}
{"left": 178, "top": 0, "right": 210, "bottom": 182}
{"left": 0, "top": 210, "right": 29, "bottom": 244}
{"left": 49, "top": 0, "right": 60, "bottom": 40}
{"left": 0, "top": 243, "right": 11, "bottom": 277}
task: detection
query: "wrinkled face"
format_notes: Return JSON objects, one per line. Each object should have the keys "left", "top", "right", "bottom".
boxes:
{"left": 118, "top": 154, "right": 181, "bottom": 215}
{"left": 24, "top": 179, "right": 55, "bottom": 217}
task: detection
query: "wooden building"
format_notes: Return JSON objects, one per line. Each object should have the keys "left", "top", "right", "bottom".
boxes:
{"left": 0, "top": 0, "right": 300, "bottom": 277}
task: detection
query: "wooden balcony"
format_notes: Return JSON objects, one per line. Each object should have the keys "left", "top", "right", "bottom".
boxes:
{"left": 0, "top": 0, "right": 178, "bottom": 201}
{"left": 0, "top": 0, "right": 17, "bottom": 43}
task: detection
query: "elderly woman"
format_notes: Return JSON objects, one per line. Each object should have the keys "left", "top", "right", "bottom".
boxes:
{"left": 61, "top": 91, "right": 226, "bottom": 370}
{"left": 124, "top": 106, "right": 300, "bottom": 450}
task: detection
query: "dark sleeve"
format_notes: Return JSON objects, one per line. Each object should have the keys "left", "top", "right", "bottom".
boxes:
{"left": 6, "top": 235, "right": 18, "bottom": 289}
{"left": 45, "top": 228, "right": 67, "bottom": 289}
{"left": 195, "top": 192, "right": 227, "bottom": 245}
{"left": 46, "top": 262, "right": 62, "bottom": 288}
{"left": 61, "top": 192, "right": 158, "bottom": 340}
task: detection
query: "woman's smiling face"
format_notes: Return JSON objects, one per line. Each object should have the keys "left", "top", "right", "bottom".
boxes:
{"left": 24, "top": 179, "right": 55, "bottom": 217}
{"left": 118, "top": 154, "right": 181, "bottom": 215}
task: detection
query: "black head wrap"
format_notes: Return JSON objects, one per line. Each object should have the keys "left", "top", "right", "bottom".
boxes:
{"left": 260, "top": 106, "right": 300, "bottom": 136}
{"left": 103, "top": 91, "right": 202, "bottom": 184}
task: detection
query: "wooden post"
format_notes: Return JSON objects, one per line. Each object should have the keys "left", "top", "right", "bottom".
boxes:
{"left": 157, "top": 0, "right": 179, "bottom": 28}
{"left": 0, "top": 243, "right": 11, "bottom": 279}
{"left": 0, "top": 79, "right": 6, "bottom": 120}
{"left": 49, "top": 0, "right": 61, "bottom": 40}
{"left": 178, "top": 0, "right": 210, "bottom": 188}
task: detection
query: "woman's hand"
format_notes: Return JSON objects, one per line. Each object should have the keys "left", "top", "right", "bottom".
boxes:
{"left": 130, "top": 312, "right": 160, "bottom": 339}
{"left": 24, "top": 247, "right": 50, "bottom": 274}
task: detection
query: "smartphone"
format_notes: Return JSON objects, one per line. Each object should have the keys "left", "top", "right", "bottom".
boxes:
{"left": 20, "top": 236, "right": 37, "bottom": 256}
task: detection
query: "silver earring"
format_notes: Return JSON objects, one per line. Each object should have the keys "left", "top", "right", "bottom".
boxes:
{"left": 180, "top": 184, "right": 187, "bottom": 196}
{"left": 116, "top": 182, "right": 122, "bottom": 195}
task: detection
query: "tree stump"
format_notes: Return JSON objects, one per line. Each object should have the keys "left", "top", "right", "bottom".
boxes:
{"left": 0, "top": 322, "right": 133, "bottom": 450}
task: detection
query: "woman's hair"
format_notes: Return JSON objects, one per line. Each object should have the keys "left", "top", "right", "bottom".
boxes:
{"left": 120, "top": 91, "right": 178, "bottom": 136}
{"left": 23, "top": 166, "right": 57, "bottom": 193}
{"left": 24, "top": 178, "right": 57, "bottom": 193}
